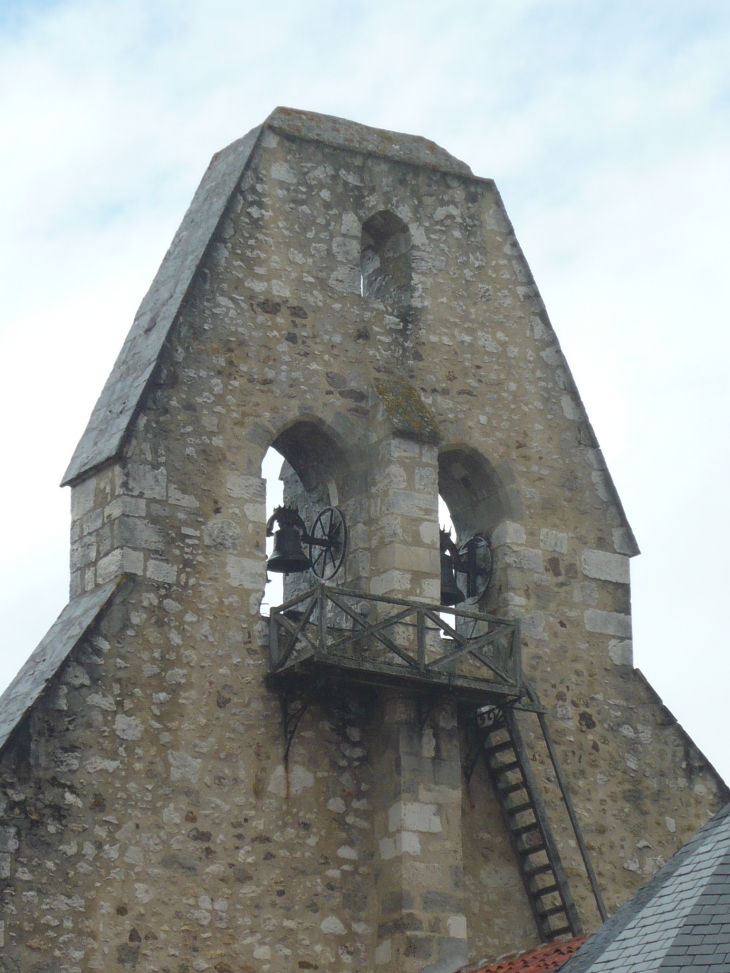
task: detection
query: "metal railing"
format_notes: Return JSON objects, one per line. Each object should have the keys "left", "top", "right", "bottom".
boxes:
{"left": 269, "top": 584, "right": 521, "bottom": 698}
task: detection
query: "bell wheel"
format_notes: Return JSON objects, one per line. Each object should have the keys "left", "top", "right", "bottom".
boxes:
{"left": 458, "top": 534, "right": 493, "bottom": 604}
{"left": 309, "top": 506, "right": 347, "bottom": 580}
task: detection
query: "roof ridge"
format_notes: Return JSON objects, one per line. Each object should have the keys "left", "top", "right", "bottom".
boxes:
{"left": 266, "top": 106, "right": 473, "bottom": 176}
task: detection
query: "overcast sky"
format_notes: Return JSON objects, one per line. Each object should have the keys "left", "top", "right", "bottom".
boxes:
{"left": 1, "top": 0, "right": 729, "bottom": 780}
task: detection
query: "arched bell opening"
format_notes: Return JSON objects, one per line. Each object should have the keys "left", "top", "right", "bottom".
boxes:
{"left": 438, "top": 446, "right": 517, "bottom": 614}
{"left": 261, "top": 419, "right": 361, "bottom": 614}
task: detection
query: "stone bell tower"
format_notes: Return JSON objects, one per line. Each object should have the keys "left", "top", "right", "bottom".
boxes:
{"left": 0, "top": 108, "right": 726, "bottom": 973}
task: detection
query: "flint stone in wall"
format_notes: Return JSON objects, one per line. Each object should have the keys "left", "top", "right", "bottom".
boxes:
{"left": 341, "top": 212, "right": 360, "bottom": 236}
{"left": 114, "top": 714, "right": 143, "bottom": 740}
{"left": 86, "top": 693, "right": 115, "bottom": 711}
{"left": 168, "top": 750, "right": 201, "bottom": 783}
{"left": 270, "top": 161, "right": 298, "bottom": 184}
{"left": 161, "top": 851, "right": 198, "bottom": 873}
{"left": 321, "top": 916, "right": 346, "bottom": 935}
{"left": 584, "top": 609, "right": 632, "bottom": 638}
{"left": 85, "top": 756, "right": 120, "bottom": 774}
{"left": 62, "top": 663, "right": 90, "bottom": 687}
{"left": 332, "top": 235, "right": 360, "bottom": 264}
{"left": 330, "top": 265, "right": 360, "bottom": 293}
{"left": 582, "top": 549, "right": 630, "bottom": 583}
{"left": 0, "top": 827, "right": 19, "bottom": 853}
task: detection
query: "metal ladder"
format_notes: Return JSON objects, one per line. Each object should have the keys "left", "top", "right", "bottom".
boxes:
{"left": 477, "top": 705, "right": 584, "bottom": 942}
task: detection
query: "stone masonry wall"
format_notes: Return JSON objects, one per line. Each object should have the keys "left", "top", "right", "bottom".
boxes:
{"left": 2, "top": 119, "right": 726, "bottom": 973}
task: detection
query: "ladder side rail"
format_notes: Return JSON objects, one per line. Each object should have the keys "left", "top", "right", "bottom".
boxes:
{"left": 505, "top": 709, "right": 584, "bottom": 938}
{"left": 480, "top": 721, "right": 553, "bottom": 942}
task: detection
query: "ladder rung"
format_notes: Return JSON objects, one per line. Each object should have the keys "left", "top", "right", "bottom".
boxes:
{"left": 524, "top": 862, "right": 553, "bottom": 878}
{"left": 506, "top": 801, "right": 534, "bottom": 816}
{"left": 498, "top": 781, "right": 525, "bottom": 796}
{"left": 533, "top": 883, "right": 559, "bottom": 897}
{"left": 520, "top": 842, "right": 546, "bottom": 857}
{"left": 513, "top": 823, "right": 540, "bottom": 837}
{"left": 537, "top": 905, "right": 567, "bottom": 919}
{"left": 485, "top": 740, "right": 514, "bottom": 755}
{"left": 546, "top": 926, "right": 572, "bottom": 940}
{"left": 491, "top": 760, "right": 520, "bottom": 775}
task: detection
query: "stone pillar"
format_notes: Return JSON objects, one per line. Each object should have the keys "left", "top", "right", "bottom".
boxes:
{"left": 370, "top": 437, "right": 440, "bottom": 604}
{"left": 372, "top": 694, "right": 467, "bottom": 973}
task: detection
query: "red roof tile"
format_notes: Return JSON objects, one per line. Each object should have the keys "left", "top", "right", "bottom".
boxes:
{"left": 455, "top": 936, "right": 586, "bottom": 973}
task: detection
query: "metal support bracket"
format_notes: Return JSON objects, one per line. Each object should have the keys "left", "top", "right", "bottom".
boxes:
{"left": 280, "top": 692, "right": 311, "bottom": 763}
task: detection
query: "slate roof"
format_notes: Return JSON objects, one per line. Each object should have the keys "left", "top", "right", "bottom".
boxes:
{"left": 0, "top": 579, "right": 122, "bottom": 752}
{"left": 561, "top": 802, "right": 730, "bottom": 973}
{"left": 60, "top": 108, "right": 471, "bottom": 487}
{"left": 457, "top": 937, "right": 586, "bottom": 973}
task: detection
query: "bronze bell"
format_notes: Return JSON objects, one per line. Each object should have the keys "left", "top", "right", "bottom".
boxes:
{"left": 267, "top": 524, "right": 312, "bottom": 574}
{"left": 440, "top": 530, "right": 464, "bottom": 606}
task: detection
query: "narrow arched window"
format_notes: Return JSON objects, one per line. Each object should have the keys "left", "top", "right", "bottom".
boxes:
{"left": 360, "top": 211, "right": 411, "bottom": 306}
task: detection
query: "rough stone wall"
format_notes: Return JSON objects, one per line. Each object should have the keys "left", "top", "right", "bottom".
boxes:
{"left": 2, "top": 118, "right": 727, "bottom": 973}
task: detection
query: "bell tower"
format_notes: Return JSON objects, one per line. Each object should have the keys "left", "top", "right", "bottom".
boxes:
{"left": 0, "top": 108, "right": 726, "bottom": 973}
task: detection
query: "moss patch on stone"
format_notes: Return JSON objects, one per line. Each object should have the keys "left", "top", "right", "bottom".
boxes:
{"left": 375, "top": 377, "right": 441, "bottom": 444}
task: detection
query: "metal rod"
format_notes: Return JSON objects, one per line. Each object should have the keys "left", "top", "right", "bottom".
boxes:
{"left": 318, "top": 585, "right": 327, "bottom": 652}
{"left": 417, "top": 609, "right": 425, "bottom": 669}
{"left": 513, "top": 618, "right": 522, "bottom": 690}
{"left": 269, "top": 613, "right": 278, "bottom": 670}
{"left": 524, "top": 679, "right": 608, "bottom": 923}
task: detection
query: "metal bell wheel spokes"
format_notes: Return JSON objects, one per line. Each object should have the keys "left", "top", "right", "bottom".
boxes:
{"left": 309, "top": 506, "right": 348, "bottom": 580}
{"left": 457, "top": 533, "right": 494, "bottom": 603}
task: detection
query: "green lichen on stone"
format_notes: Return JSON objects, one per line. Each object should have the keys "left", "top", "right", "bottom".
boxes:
{"left": 375, "top": 377, "right": 441, "bottom": 444}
